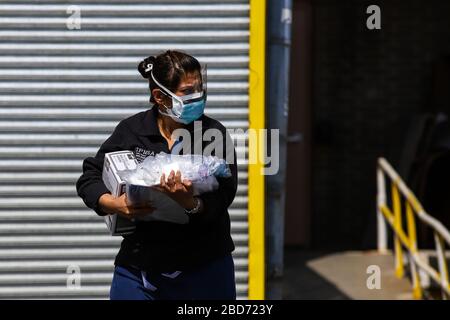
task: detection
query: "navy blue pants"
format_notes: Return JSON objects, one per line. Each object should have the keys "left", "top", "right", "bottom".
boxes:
{"left": 109, "top": 254, "right": 236, "bottom": 300}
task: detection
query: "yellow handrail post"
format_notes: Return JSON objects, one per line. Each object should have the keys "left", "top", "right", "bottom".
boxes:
{"left": 392, "top": 182, "right": 404, "bottom": 279}
{"left": 406, "top": 200, "right": 422, "bottom": 299}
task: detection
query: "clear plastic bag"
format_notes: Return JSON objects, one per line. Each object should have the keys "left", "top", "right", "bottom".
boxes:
{"left": 122, "top": 152, "right": 231, "bottom": 196}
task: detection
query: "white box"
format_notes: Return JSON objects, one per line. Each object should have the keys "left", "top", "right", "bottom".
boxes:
{"left": 102, "top": 150, "right": 138, "bottom": 236}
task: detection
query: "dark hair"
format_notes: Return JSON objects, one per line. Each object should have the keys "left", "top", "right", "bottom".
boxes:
{"left": 138, "top": 50, "right": 202, "bottom": 104}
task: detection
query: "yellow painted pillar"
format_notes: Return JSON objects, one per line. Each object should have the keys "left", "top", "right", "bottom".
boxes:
{"left": 248, "top": 0, "right": 266, "bottom": 300}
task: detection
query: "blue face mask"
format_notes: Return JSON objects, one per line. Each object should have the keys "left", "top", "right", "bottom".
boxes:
{"left": 147, "top": 64, "right": 207, "bottom": 124}
{"left": 160, "top": 94, "right": 206, "bottom": 124}
{"left": 173, "top": 99, "right": 205, "bottom": 124}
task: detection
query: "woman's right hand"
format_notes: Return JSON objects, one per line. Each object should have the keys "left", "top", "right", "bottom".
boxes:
{"left": 98, "top": 193, "right": 155, "bottom": 220}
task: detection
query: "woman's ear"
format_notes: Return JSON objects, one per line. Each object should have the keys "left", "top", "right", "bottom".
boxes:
{"left": 152, "top": 89, "right": 171, "bottom": 108}
{"left": 152, "top": 89, "right": 163, "bottom": 105}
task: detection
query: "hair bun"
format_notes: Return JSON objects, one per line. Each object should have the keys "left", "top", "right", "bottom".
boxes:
{"left": 138, "top": 56, "right": 156, "bottom": 79}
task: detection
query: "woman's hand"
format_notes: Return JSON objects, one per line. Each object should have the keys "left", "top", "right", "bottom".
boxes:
{"left": 99, "top": 193, "right": 155, "bottom": 220}
{"left": 155, "top": 170, "right": 196, "bottom": 210}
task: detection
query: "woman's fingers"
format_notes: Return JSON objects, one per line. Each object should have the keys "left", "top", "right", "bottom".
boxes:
{"left": 159, "top": 173, "right": 172, "bottom": 192}
{"left": 122, "top": 193, "right": 132, "bottom": 207}
{"left": 182, "top": 179, "right": 192, "bottom": 187}
{"left": 175, "top": 170, "right": 182, "bottom": 184}
{"left": 166, "top": 170, "right": 175, "bottom": 190}
{"left": 182, "top": 179, "right": 193, "bottom": 192}
{"left": 159, "top": 170, "right": 189, "bottom": 193}
{"left": 174, "top": 171, "right": 185, "bottom": 191}
{"left": 168, "top": 170, "right": 175, "bottom": 181}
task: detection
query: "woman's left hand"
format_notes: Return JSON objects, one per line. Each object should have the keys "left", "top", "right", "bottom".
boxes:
{"left": 155, "top": 170, "right": 196, "bottom": 210}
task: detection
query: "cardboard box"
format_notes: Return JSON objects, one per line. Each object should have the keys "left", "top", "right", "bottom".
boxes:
{"left": 102, "top": 150, "right": 138, "bottom": 236}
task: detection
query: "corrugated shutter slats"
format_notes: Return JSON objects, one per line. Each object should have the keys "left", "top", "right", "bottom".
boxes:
{"left": 0, "top": 0, "right": 249, "bottom": 299}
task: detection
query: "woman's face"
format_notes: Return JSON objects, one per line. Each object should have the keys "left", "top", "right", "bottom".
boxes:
{"left": 153, "top": 71, "right": 203, "bottom": 109}
{"left": 175, "top": 71, "right": 203, "bottom": 97}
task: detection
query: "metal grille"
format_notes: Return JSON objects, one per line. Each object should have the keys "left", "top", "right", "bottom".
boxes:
{"left": 0, "top": 0, "right": 249, "bottom": 299}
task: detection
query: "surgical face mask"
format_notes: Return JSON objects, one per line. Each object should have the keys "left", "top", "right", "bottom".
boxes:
{"left": 145, "top": 63, "right": 207, "bottom": 124}
{"left": 160, "top": 91, "right": 206, "bottom": 125}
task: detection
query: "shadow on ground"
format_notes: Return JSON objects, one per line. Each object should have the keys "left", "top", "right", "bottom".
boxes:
{"left": 282, "top": 248, "right": 414, "bottom": 300}
{"left": 282, "top": 249, "right": 350, "bottom": 299}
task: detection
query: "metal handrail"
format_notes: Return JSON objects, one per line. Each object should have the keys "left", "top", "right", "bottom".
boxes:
{"left": 377, "top": 157, "right": 450, "bottom": 299}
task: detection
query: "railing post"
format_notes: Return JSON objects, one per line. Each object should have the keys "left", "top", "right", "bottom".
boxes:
{"left": 434, "top": 233, "right": 449, "bottom": 300}
{"left": 392, "top": 182, "right": 404, "bottom": 278}
{"left": 377, "top": 165, "right": 388, "bottom": 253}
{"left": 406, "top": 200, "right": 422, "bottom": 299}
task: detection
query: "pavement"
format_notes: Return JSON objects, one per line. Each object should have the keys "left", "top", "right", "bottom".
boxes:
{"left": 282, "top": 249, "right": 415, "bottom": 300}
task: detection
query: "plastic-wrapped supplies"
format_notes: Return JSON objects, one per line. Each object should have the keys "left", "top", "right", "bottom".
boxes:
{"left": 122, "top": 153, "right": 231, "bottom": 223}
{"left": 123, "top": 152, "right": 231, "bottom": 194}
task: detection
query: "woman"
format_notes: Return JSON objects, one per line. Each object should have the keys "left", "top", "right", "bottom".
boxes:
{"left": 76, "top": 50, "right": 238, "bottom": 300}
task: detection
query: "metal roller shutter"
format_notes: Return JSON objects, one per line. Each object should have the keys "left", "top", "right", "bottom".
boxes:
{"left": 0, "top": 0, "right": 250, "bottom": 299}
